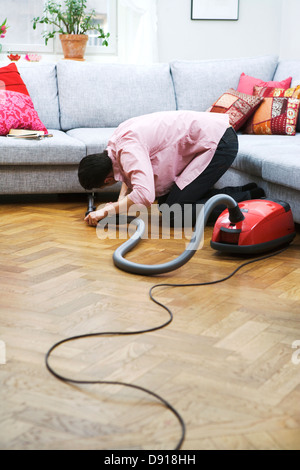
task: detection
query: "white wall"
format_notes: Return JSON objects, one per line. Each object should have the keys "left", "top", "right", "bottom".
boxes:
{"left": 279, "top": 0, "right": 300, "bottom": 60}
{"left": 157, "top": 0, "right": 298, "bottom": 63}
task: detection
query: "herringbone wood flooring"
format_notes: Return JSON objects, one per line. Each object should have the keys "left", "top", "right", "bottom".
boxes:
{"left": 0, "top": 194, "right": 300, "bottom": 450}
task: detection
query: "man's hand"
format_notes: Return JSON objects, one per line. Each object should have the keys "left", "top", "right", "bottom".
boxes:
{"left": 84, "top": 209, "right": 107, "bottom": 226}
{"left": 84, "top": 196, "right": 135, "bottom": 227}
{"left": 84, "top": 203, "right": 114, "bottom": 226}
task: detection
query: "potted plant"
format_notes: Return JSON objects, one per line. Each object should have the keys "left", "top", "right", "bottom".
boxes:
{"left": 32, "top": 0, "right": 110, "bottom": 61}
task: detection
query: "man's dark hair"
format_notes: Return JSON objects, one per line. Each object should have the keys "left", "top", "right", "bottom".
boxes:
{"left": 78, "top": 151, "right": 113, "bottom": 190}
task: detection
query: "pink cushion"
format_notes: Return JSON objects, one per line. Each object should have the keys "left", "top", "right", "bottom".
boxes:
{"left": 0, "top": 90, "right": 47, "bottom": 135}
{"left": 237, "top": 73, "right": 292, "bottom": 95}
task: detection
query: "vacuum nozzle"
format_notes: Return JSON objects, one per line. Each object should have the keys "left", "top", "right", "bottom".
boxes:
{"left": 228, "top": 204, "right": 245, "bottom": 224}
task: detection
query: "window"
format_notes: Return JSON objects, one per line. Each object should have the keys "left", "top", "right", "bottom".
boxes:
{"left": 85, "top": 0, "right": 117, "bottom": 55}
{"left": 0, "top": 0, "right": 117, "bottom": 55}
{"left": 0, "top": 0, "right": 50, "bottom": 52}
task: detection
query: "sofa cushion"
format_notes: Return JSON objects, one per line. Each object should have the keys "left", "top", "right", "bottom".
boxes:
{"left": 293, "top": 81, "right": 300, "bottom": 132}
{"left": 243, "top": 96, "right": 300, "bottom": 136}
{"left": 232, "top": 134, "right": 300, "bottom": 191}
{"left": 57, "top": 62, "right": 177, "bottom": 130}
{"left": 237, "top": 73, "right": 291, "bottom": 95}
{"left": 0, "top": 129, "right": 85, "bottom": 165}
{"left": 294, "top": 80, "right": 300, "bottom": 133}
{"left": 66, "top": 128, "right": 116, "bottom": 155}
{"left": 206, "top": 88, "right": 262, "bottom": 131}
{"left": 170, "top": 55, "right": 278, "bottom": 112}
{"left": 273, "top": 60, "right": 300, "bottom": 83}
{"left": 273, "top": 60, "right": 300, "bottom": 131}
{"left": 254, "top": 84, "right": 300, "bottom": 134}
{"left": 0, "top": 63, "right": 30, "bottom": 96}
{"left": 0, "top": 90, "right": 48, "bottom": 136}
{"left": 253, "top": 84, "right": 300, "bottom": 99}
{"left": 17, "top": 64, "right": 60, "bottom": 130}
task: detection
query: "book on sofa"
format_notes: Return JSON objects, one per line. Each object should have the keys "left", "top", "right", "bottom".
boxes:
{"left": 7, "top": 129, "right": 53, "bottom": 139}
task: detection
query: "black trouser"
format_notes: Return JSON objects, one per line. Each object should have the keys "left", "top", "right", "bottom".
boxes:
{"left": 158, "top": 126, "right": 240, "bottom": 223}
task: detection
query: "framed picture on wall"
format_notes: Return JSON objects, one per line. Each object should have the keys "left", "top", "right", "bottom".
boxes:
{"left": 191, "top": 0, "right": 239, "bottom": 21}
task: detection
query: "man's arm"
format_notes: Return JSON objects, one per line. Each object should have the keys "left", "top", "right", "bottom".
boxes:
{"left": 118, "top": 182, "right": 130, "bottom": 201}
{"left": 85, "top": 140, "right": 155, "bottom": 226}
{"left": 84, "top": 195, "right": 135, "bottom": 227}
{"left": 117, "top": 142, "right": 156, "bottom": 207}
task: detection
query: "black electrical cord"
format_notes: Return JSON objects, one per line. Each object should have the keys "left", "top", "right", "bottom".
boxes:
{"left": 45, "top": 246, "right": 289, "bottom": 451}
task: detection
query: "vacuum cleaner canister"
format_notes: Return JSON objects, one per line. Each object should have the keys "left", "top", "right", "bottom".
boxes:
{"left": 211, "top": 199, "right": 296, "bottom": 254}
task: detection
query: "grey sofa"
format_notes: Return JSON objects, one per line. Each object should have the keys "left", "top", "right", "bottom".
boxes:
{"left": 1, "top": 54, "right": 299, "bottom": 223}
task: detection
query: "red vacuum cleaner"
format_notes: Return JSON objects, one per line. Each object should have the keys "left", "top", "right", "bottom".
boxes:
{"left": 113, "top": 195, "right": 296, "bottom": 275}
{"left": 211, "top": 198, "right": 296, "bottom": 254}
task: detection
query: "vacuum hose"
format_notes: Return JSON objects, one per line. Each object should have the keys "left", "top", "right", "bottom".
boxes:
{"left": 113, "top": 194, "right": 244, "bottom": 276}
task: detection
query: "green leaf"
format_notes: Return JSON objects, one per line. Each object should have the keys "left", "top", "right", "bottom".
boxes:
{"left": 31, "top": 0, "right": 110, "bottom": 46}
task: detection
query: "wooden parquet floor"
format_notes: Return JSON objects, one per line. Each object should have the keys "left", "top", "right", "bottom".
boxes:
{"left": 0, "top": 194, "right": 300, "bottom": 450}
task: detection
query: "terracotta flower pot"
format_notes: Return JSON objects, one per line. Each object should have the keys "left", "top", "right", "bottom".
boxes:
{"left": 60, "top": 34, "right": 89, "bottom": 61}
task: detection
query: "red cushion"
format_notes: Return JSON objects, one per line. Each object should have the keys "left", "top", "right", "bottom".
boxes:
{"left": 0, "top": 90, "right": 48, "bottom": 136}
{"left": 237, "top": 73, "right": 292, "bottom": 95}
{"left": 0, "top": 63, "right": 30, "bottom": 96}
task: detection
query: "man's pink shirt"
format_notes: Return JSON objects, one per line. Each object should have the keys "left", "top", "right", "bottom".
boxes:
{"left": 107, "top": 110, "right": 230, "bottom": 206}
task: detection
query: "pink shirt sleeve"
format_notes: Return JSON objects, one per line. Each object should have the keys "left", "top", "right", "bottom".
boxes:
{"left": 117, "top": 140, "right": 156, "bottom": 206}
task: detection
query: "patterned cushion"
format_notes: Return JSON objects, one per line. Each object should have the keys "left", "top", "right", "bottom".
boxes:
{"left": 0, "top": 90, "right": 48, "bottom": 136}
{"left": 253, "top": 85, "right": 300, "bottom": 134}
{"left": 253, "top": 84, "right": 300, "bottom": 99}
{"left": 206, "top": 88, "right": 262, "bottom": 131}
{"left": 244, "top": 95, "right": 300, "bottom": 136}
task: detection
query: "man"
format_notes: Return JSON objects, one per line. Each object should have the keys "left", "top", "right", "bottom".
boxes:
{"left": 78, "top": 110, "right": 262, "bottom": 226}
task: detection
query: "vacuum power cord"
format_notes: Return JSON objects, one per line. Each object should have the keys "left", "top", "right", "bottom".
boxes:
{"left": 45, "top": 247, "right": 288, "bottom": 450}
